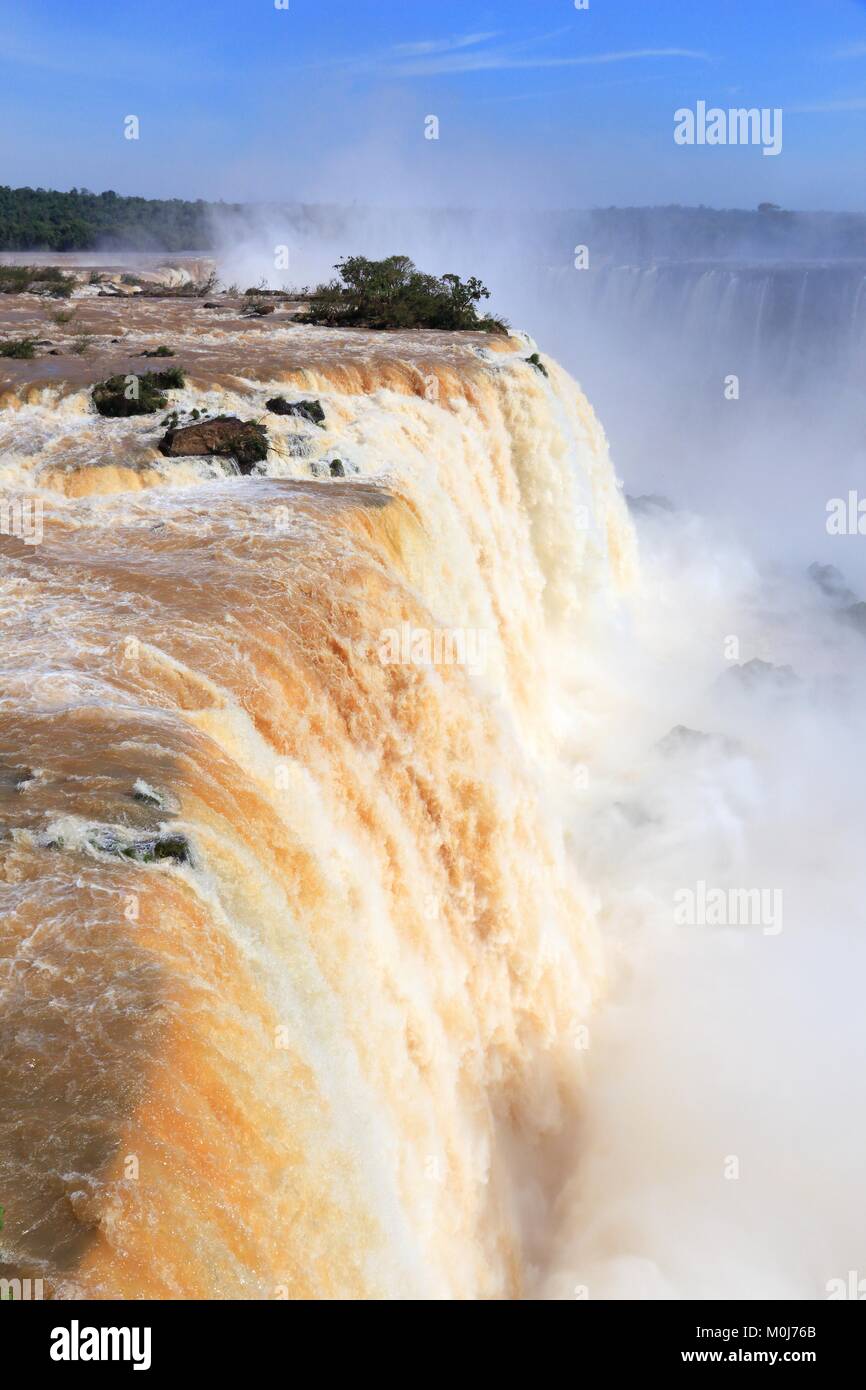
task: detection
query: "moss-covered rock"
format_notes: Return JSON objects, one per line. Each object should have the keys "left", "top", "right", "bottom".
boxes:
{"left": 92, "top": 369, "right": 186, "bottom": 417}
{"left": 86, "top": 828, "right": 192, "bottom": 865}
{"left": 266, "top": 397, "right": 326, "bottom": 426}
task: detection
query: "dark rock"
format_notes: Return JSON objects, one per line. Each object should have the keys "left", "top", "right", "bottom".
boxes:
{"left": 203, "top": 302, "right": 221, "bottom": 309}
{"left": 140, "top": 346, "right": 175, "bottom": 358}
{"left": 86, "top": 828, "right": 192, "bottom": 866}
{"left": 244, "top": 303, "right": 275, "bottom": 316}
{"left": 525, "top": 352, "right": 549, "bottom": 377}
{"left": 158, "top": 415, "right": 269, "bottom": 473}
{"left": 132, "top": 782, "right": 165, "bottom": 808}
{"left": 265, "top": 397, "right": 326, "bottom": 426}
{"left": 92, "top": 369, "right": 185, "bottom": 418}
{"left": 0, "top": 764, "right": 34, "bottom": 792}
{"left": 329, "top": 459, "right": 345, "bottom": 478}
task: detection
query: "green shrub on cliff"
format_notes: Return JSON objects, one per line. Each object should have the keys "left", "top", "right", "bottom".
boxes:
{"left": 305, "top": 255, "right": 507, "bottom": 333}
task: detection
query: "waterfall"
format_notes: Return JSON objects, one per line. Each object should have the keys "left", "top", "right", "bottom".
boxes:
{"left": 0, "top": 334, "right": 636, "bottom": 1298}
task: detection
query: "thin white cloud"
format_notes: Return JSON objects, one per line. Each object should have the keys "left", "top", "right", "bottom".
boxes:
{"left": 392, "top": 33, "right": 499, "bottom": 58}
{"left": 390, "top": 46, "right": 711, "bottom": 77}
{"left": 790, "top": 96, "right": 866, "bottom": 112}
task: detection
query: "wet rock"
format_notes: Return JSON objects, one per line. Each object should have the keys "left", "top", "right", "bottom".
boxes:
{"left": 158, "top": 415, "right": 269, "bottom": 474}
{"left": 329, "top": 458, "right": 345, "bottom": 478}
{"left": 0, "top": 764, "right": 34, "bottom": 792}
{"left": 244, "top": 303, "right": 275, "bottom": 316}
{"left": 29, "top": 279, "right": 72, "bottom": 297}
{"left": 266, "top": 396, "right": 326, "bottom": 426}
{"left": 525, "top": 352, "right": 549, "bottom": 377}
{"left": 132, "top": 779, "right": 165, "bottom": 808}
{"left": 203, "top": 302, "right": 221, "bottom": 309}
{"left": 136, "top": 835, "right": 191, "bottom": 866}
{"left": 92, "top": 369, "right": 185, "bottom": 418}
{"left": 140, "top": 346, "right": 175, "bottom": 358}
{"left": 86, "top": 828, "right": 192, "bottom": 866}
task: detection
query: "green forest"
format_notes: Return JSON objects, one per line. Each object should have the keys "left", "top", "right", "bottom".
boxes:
{"left": 0, "top": 186, "right": 229, "bottom": 251}
{"left": 4, "top": 185, "right": 866, "bottom": 261}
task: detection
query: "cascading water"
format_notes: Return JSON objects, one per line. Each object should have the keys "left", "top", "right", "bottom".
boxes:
{"left": 563, "top": 260, "right": 866, "bottom": 389}
{"left": 0, "top": 313, "right": 636, "bottom": 1299}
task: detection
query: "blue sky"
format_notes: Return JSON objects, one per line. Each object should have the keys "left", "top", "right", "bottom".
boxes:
{"left": 2, "top": 0, "right": 866, "bottom": 208}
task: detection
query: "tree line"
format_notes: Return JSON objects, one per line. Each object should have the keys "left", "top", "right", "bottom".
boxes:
{"left": 0, "top": 186, "right": 234, "bottom": 251}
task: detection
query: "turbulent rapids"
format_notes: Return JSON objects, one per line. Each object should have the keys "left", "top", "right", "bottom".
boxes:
{"left": 0, "top": 287, "right": 636, "bottom": 1298}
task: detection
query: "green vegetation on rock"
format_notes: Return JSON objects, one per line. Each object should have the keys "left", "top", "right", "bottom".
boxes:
{"left": 92, "top": 368, "right": 186, "bottom": 417}
{"left": 0, "top": 264, "right": 75, "bottom": 297}
{"left": 86, "top": 828, "right": 192, "bottom": 866}
{"left": 158, "top": 415, "right": 269, "bottom": 473}
{"left": 266, "top": 396, "right": 326, "bottom": 426}
{"left": 305, "top": 255, "right": 508, "bottom": 333}
{"left": 0, "top": 338, "right": 38, "bottom": 359}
